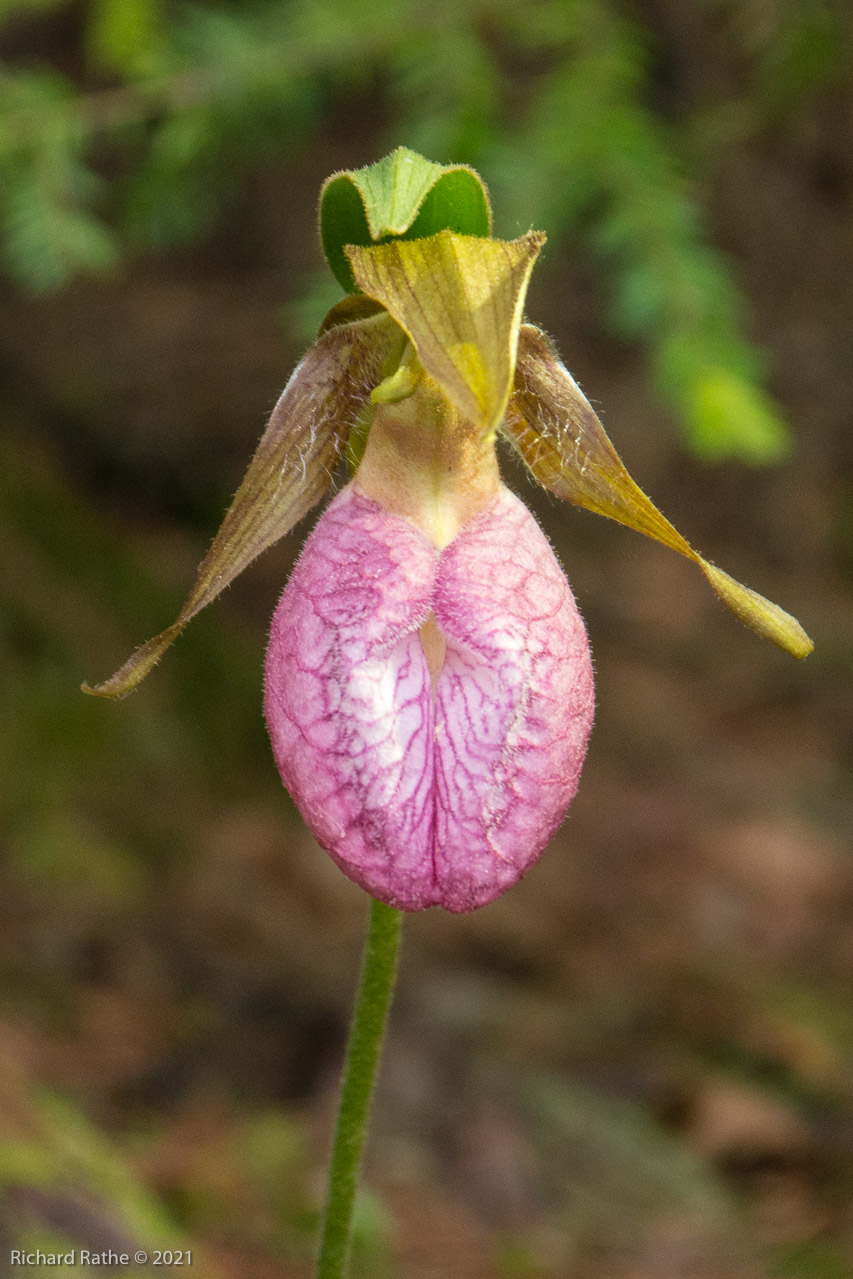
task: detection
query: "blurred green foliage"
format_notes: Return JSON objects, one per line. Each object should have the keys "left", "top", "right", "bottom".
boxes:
{"left": 0, "top": 0, "right": 847, "bottom": 461}
{"left": 0, "top": 1054, "right": 183, "bottom": 1274}
{"left": 770, "top": 1240, "right": 853, "bottom": 1279}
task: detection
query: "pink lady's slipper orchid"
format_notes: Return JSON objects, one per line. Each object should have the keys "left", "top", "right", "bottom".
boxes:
{"left": 84, "top": 149, "right": 812, "bottom": 913}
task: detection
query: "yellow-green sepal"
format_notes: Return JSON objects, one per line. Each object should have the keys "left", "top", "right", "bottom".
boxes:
{"left": 320, "top": 146, "right": 491, "bottom": 294}
{"left": 348, "top": 230, "right": 544, "bottom": 436}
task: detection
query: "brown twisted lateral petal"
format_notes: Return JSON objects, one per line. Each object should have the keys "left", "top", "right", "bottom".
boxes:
{"left": 502, "top": 325, "right": 813, "bottom": 659}
{"left": 83, "top": 309, "right": 405, "bottom": 698}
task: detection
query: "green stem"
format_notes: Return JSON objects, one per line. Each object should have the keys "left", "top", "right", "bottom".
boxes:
{"left": 316, "top": 898, "right": 403, "bottom": 1279}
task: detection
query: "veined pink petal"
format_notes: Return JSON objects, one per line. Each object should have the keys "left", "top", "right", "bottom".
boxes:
{"left": 264, "top": 485, "right": 594, "bottom": 912}
{"left": 432, "top": 489, "right": 594, "bottom": 911}
{"left": 264, "top": 486, "right": 438, "bottom": 907}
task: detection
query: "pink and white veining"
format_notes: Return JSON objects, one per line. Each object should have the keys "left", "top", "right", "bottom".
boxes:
{"left": 264, "top": 483, "right": 594, "bottom": 913}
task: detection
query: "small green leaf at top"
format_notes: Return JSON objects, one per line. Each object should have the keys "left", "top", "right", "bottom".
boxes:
{"left": 320, "top": 146, "right": 492, "bottom": 293}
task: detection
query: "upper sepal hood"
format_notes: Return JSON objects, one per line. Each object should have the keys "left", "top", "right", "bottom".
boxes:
{"left": 502, "top": 325, "right": 814, "bottom": 660}
{"left": 83, "top": 309, "right": 404, "bottom": 698}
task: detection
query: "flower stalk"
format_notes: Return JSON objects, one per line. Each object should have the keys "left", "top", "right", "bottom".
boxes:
{"left": 317, "top": 899, "right": 402, "bottom": 1279}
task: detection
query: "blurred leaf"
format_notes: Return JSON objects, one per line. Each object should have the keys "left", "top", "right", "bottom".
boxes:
{"left": 389, "top": 20, "right": 501, "bottom": 162}
{"left": 88, "top": 0, "right": 163, "bottom": 75}
{"left": 0, "top": 0, "right": 66, "bottom": 15}
{"left": 9, "top": 812, "right": 146, "bottom": 908}
{"left": 770, "top": 1239, "right": 853, "bottom": 1279}
{"left": 524, "top": 1069, "right": 731, "bottom": 1221}
{"left": 0, "top": 1056, "right": 181, "bottom": 1262}
{"left": 1, "top": 169, "right": 118, "bottom": 292}
{"left": 494, "top": 1235, "right": 549, "bottom": 1278}
{"left": 0, "top": 72, "right": 118, "bottom": 293}
{"left": 686, "top": 367, "right": 792, "bottom": 463}
{"left": 655, "top": 330, "right": 791, "bottom": 462}
{"left": 718, "top": 0, "right": 850, "bottom": 112}
{"left": 122, "top": 111, "right": 223, "bottom": 250}
{"left": 757, "top": 1, "right": 847, "bottom": 109}
{"left": 350, "top": 1190, "right": 391, "bottom": 1278}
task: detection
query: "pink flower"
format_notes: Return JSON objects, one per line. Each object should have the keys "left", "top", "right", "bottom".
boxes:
{"left": 84, "top": 152, "right": 811, "bottom": 914}
{"left": 264, "top": 484, "right": 593, "bottom": 912}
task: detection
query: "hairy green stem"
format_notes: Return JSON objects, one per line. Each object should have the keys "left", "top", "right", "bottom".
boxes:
{"left": 317, "top": 898, "right": 403, "bottom": 1279}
